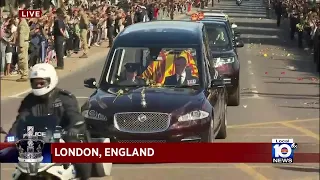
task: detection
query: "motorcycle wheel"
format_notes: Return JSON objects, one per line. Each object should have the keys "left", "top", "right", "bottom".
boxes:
{"left": 17, "top": 172, "right": 60, "bottom": 180}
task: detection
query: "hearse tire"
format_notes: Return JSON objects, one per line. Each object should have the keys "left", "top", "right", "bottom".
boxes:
{"left": 227, "top": 86, "right": 240, "bottom": 106}
{"left": 216, "top": 102, "right": 227, "bottom": 139}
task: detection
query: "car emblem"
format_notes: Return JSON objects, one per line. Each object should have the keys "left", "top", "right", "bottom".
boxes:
{"left": 137, "top": 114, "right": 147, "bottom": 122}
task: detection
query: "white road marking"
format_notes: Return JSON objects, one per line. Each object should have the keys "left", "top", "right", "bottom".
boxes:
{"left": 244, "top": 134, "right": 315, "bottom": 137}
{"left": 0, "top": 165, "right": 292, "bottom": 171}
{"left": 251, "top": 90, "right": 260, "bottom": 98}
{"left": 75, "top": 97, "right": 89, "bottom": 99}
{"left": 241, "top": 97, "right": 264, "bottom": 100}
{"left": 7, "top": 88, "right": 32, "bottom": 98}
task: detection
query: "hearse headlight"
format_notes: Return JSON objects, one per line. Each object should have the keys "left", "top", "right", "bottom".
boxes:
{"left": 178, "top": 110, "right": 209, "bottom": 122}
{"left": 82, "top": 110, "right": 107, "bottom": 120}
{"left": 214, "top": 57, "right": 235, "bottom": 67}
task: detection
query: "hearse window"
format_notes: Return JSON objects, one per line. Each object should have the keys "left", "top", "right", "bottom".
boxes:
{"left": 105, "top": 47, "right": 200, "bottom": 87}
{"left": 206, "top": 25, "right": 231, "bottom": 50}
{"left": 202, "top": 27, "right": 212, "bottom": 84}
{"left": 106, "top": 49, "right": 124, "bottom": 84}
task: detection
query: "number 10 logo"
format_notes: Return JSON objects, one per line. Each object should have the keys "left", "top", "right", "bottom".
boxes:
{"left": 273, "top": 144, "right": 292, "bottom": 158}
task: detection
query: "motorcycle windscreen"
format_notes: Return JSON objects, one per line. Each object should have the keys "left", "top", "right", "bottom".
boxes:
{"left": 16, "top": 115, "right": 60, "bottom": 142}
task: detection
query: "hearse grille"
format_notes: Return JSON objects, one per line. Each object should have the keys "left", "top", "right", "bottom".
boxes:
{"left": 114, "top": 112, "right": 171, "bottom": 133}
{"left": 117, "top": 140, "right": 166, "bottom": 143}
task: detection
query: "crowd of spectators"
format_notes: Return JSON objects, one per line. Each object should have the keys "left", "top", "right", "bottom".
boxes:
{"left": 0, "top": 0, "right": 192, "bottom": 80}
{"left": 272, "top": 0, "right": 320, "bottom": 71}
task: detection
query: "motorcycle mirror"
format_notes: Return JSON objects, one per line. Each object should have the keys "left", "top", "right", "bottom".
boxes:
{"left": 231, "top": 23, "right": 238, "bottom": 29}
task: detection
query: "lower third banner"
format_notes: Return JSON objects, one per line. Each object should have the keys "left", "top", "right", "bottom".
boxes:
{"left": 50, "top": 143, "right": 320, "bottom": 163}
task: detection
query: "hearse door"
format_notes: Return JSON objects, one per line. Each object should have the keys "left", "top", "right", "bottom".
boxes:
{"left": 203, "top": 28, "right": 220, "bottom": 130}
{"left": 205, "top": 59, "right": 220, "bottom": 130}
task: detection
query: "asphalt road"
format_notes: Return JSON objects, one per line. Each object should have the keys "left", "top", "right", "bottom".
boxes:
{"left": 1, "top": 0, "right": 320, "bottom": 179}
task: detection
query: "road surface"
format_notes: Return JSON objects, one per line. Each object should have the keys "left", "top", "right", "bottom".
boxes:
{"left": 1, "top": 0, "right": 319, "bottom": 179}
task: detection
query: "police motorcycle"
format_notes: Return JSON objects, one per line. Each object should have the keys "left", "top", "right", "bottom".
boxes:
{"left": 236, "top": 0, "right": 242, "bottom": 6}
{"left": 1, "top": 115, "right": 112, "bottom": 180}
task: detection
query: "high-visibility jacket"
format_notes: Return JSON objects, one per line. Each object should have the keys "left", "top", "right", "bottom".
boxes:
{"left": 142, "top": 50, "right": 199, "bottom": 84}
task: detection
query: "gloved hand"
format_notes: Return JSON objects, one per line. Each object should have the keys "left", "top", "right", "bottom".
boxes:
{"left": 65, "top": 128, "right": 86, "bottom": 142}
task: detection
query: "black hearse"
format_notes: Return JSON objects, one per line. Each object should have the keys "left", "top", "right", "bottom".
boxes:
{"left": 82, "top": 21, "right": 231, "bottom": 142}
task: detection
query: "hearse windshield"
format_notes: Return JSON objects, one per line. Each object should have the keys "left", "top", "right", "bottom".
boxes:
{"left": 103, "top": 47, "right": 201, "bottom": 88}
{"left": 206, "top": 24, "right": 232, "bottom": 51}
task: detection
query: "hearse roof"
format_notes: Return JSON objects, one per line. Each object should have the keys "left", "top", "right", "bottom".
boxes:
{"left": 198, "top": 20, "right": 226, "bottom": 25}
{"left": 115, "top": 21, "right": 204, "bottom": 47}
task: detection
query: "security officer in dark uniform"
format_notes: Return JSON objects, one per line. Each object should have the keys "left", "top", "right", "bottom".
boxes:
{"left": 297, "top": 13, "right": 304, "bottom": 48}
{"left": 118, "top": 63, "right": 146, "bottom": 85}
{"left": 275, "top": 0, "right": 282, "bottom": 27}
{"left": 290, "top": 9, "right": 298, "bottom": 40}
{"left": 106, "top": 11, "right": 115, "bottom": 48}
{"left": 6, "top": 63, "right": 92, "bottom": 180}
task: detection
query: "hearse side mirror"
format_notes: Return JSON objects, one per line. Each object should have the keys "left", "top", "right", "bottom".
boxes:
{"left": 231, "top": 23, "right": 238, "bottom": 29}
{"left": 234, "top": 31, "right": 241, "bottom": 37}
{"left": 235, "top": 40, "right": 244, "bottom": 48}
{"left": 84, "top": 78, "right": 97, "bottom": 89}
{"left": 211, "top": 78, "right": 232, "bottom": 88}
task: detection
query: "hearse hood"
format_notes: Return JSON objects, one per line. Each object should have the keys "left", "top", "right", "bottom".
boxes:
{"left": 83, "top": 87, "right": 205, "bottom": 114}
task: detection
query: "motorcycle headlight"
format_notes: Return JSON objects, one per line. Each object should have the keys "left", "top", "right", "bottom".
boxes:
{"left": 178, "top": 110, "right": 209, "bottom": 122}
{"left": 82, "top": 110, "right": 107, "bottom": 120}
{"left": 214, "top": 57, "right": 235, "bottom": 67}
{"left": 6, "top": 136, "right": 15, "bottom": 142}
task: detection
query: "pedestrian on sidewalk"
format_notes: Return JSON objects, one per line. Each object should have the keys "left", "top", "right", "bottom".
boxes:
{"left": 106, "top": 11, "right": 115, "bottom": 48}
{"left": 275, "top": 0, "right": 282, "bottom": 27}
{"left": 79, "top": 8, "right": 89, "bottom": 58}
{"left": 0, "top": 16, "right": 9, "bottom": 77}
{"left": 289, "top": 10, "right": 298, "bottom": 40}
{"left": 53, "top": 8, "right": 67, "bottom": 70}
{"left": 124, "top": 11, "right": 133, "bottom": 27}
{"left": 17, "top": 8, "right": 30, "bottom": 82}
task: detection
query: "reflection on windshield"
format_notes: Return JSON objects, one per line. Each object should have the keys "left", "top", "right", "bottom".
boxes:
{"left": 105, "top": 48, "right": 200, "bottom": 87}
{"left": 207, "top": 26, "right": 231, "bottom": 50}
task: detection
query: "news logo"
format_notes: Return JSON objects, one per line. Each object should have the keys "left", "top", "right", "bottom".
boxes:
{"left": 18, "top": 9, "right": 42, "bottom": 18}
{"left": 272, "top": 139, "right": 298, "bottom": 163}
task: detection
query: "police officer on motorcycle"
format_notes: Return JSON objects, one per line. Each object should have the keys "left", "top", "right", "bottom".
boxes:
{"left": 7, "top": 63, "right": 92, "bottom": 180}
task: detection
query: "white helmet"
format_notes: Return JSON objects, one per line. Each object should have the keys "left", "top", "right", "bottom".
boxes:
{"left": 29, "top": 63, "right": 59, "bottom": 96}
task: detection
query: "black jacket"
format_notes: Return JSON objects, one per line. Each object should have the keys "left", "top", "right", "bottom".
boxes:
{"left": 134, "top": 11, "right": 144, "bottom": 23}
{"left": 164, "top": 74, "right": 199, "bottom": 86}
{"left": 8, "top": 88, "right": 87, "bottom": 138}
